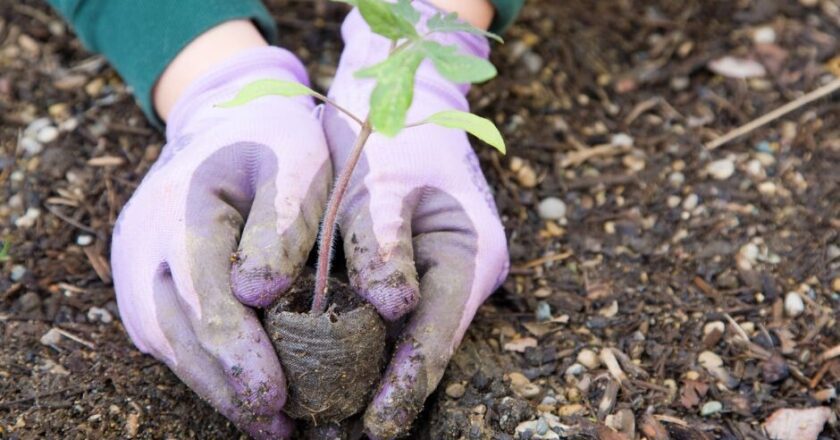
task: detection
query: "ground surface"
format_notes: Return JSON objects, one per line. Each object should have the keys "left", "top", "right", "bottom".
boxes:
{"left": 1, "top": 0, "right": 839, "bottom": 439}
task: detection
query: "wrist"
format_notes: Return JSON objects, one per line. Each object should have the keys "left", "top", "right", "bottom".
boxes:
{"left": 165, "top": 46, "right": 311, "bottom": 139}
{"left": 153, "top": 20, "right": 268, "bottom": 121}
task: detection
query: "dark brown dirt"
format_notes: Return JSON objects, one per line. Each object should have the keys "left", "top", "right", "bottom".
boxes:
{"left": 264, "top": 272, "right": 386, "bottom": 425}
{"left": 2, "top": 0, "right": 839, "bottom": 439}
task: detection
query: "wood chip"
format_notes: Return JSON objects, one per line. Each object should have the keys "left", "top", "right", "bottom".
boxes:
{"left": 83, "top": 246, "right": 112, "bottom": 284}
{"left": 600, "top": 348, "right": 627, "bottom": 383}
{"left": 87, "top": 155, "right": 125, "bottom": 167}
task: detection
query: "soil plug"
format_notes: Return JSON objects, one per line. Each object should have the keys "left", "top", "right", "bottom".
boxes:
{"left": 218, "top": 0, "right": 506, "bottom": 427}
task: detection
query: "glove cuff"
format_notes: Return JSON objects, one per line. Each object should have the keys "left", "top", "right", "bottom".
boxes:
{"left": 166, "top": 46, "right": 311, "bottom": 139}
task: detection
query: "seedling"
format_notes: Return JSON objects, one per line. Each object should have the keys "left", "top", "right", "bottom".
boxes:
{"left": 219, "top": 0, "right": 505, "bottom": 426}
{"left": 0, "top": 237, "right": 10, "bottom": 263}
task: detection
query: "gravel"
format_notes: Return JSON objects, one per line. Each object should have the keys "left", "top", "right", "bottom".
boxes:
{"left": 537, "top": 197, "right": 566, "bottom": 220}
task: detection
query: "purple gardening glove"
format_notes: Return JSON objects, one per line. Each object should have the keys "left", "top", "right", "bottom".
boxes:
{"left": 324, "top": 3, "right": 509, "bottom": 437}
{"left": 111, "top": 47, "right": 330, "bottom": 439}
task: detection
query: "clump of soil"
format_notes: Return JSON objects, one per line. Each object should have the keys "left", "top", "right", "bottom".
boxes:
{"left": 264, "top": 272, "right": 386, "bottom": 425}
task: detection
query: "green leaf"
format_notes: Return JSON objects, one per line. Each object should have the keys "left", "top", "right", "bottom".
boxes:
{"left": 358, "top": 0, "right": 418, "bottom": 40}
{"left": 363, "top": 48, "right": 425, "bottom": 136}
{"left": 0, "top": 237, "right": 10, "bottom": 262}
{"left": 393, "top": 0, "right": 420, "bottom": 24}
{"left": 421, "top": 41, "right": 497, "bottom": 83}
{"left": 424, "top": 110, "right": 506, "bottom": 153}
{"left": 427, "top": 12, "right": 504, "bottom": 43}
{"left": 216, "top": 79, "right": 318, "bottom": 108}
{"left": 331, "top": 0, "right": 358, "bottom": 5}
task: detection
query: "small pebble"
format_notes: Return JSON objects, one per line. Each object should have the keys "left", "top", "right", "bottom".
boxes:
{"left": 515, "top": 420, "right": 559, "bottom": 440}
{"left": 535, "top": 417, "right": 549, "bottom": 435}
{"left": 9, "top": 193, "right": 23, "bottom": 209}
{"left": 703, "top": 321, "right": 725, "bottom": 336}
{"left": 576, "top": 349, "right": 600, "bottom": 369}
{"left": 535, "top": 301, "right": 552, "bottom": 321}
{"left": 87, "top": 307, "right": 113, "bottom": 324}
{"left": 784, "top": 292, "right": 804, "bottom": 317}
{"left": 701, "top": 400, "right": 723, "bottom": 416}
{"left": 611, "top": 133, "right": 634, "bottom": 147}
{"left": 10, "top": 264, "right": 27, "bottom": 282}
{"left": 516, "top": 165, "right": 538, "bottom": 188}
{"left": 20, "top": 137, "right": 43, "bottom": 156}
{"left": 40, "top": 328, "right": 62, "bottom": 346}
{"left": 25, "top": 117, "right": 52, "bottom": 136}
{"left": 76, "top": 235, "right": 94, "bottom": 246}
{"left": 445, "top": 382, "right": 466, "bottom": 399}
{"left": 36, "top": 126, "right": 59, "bottom": 144}
{"left": 831, "top": 277, "right": 840, "bottom": 293}
{"left": 828, "top": 244, "right": 840, "bottom": 261}
{"left": 706, "top": 158, "right": 735, "bottom": 180}
{"left": 15, "top": 207, "right": 42, "bottom": 229}
{"left": 522, "top": 52, "right": 544, "bottom": 74}
{"left": 668, "top": 171, "right": 685, "bottom": 187}
{"left": 85, "top": 78, "right": 105, "bottom": 97}
{"left": 537, "top": 197, "right": 566, "bottom": 220}
{"left": 666, "top": 195, "right": 681, "bottom": 208}
{"left": 682, "top": 194, "right": 699, "bottom": 210}
{"left": 564, "top": 363, "right": 585, "bottom": 376}
{"left": 753, "top": 26, "right": 776, "bottom": 44}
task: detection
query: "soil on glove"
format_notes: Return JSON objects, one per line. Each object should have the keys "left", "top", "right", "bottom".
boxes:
{"left": 264, "top": 272, "right": 386, "bottom": 425}
{"left": 2, "top": 0, "right": 839, "bottom": 439}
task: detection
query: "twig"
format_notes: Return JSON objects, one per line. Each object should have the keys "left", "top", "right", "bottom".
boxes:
{"left": 44, "top": 204, "right": 96, "bottom": 233}
{"left": 559, "top": 143, "right": 632, "bottom": 168}
{"left": 0, "top": 383, "right": 98, "bottom": 409}
{"left": 512, "top": 251, "right": 573, "bottom": 270}
{"left": 56, "top": 327, "right": 96, "bottom": 349}
{"left": 820, "top": 343, "right": 840, "bottom": 362}
{"left": 706, "top": 77, "right": 840, "bottom": 149}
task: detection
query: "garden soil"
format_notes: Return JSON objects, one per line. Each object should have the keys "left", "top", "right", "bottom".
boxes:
{"left": 1, "top": 0, "right": 839, "bottom": 439}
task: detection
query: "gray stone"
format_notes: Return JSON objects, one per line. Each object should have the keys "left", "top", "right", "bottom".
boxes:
{"left": 537, "top": 197, "right": 566, "bottom": 220}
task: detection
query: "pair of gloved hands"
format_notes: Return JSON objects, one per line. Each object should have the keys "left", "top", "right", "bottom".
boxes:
{"left": 111, "top": 3, "right": 508, "bottom": 438}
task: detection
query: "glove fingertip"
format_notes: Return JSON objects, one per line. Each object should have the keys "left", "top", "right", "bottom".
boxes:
{"left": 230, "top": 265, "right": 294, "bottom": 308}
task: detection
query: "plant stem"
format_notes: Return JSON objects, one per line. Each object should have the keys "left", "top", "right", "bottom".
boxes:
{"left": 311, "top": 119, "right": 373, "bottom": 314}
{"left": 311, "top": 92, "right": 365, "bottom": 127}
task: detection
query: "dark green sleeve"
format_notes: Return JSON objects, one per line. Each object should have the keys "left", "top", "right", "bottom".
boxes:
{"left": 46, "top": 0, "right": 278, "bottom": 125}
{"left": 489, "top": 0, "right": 524, "bottom": 34}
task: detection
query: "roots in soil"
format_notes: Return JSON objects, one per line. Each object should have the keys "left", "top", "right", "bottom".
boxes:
{"left": 264, "top": 272, "right": 386, "bottom": 425}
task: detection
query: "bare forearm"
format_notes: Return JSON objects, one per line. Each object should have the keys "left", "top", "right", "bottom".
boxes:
{"left": 153, "top": 20, "right": 268, "bottom": 121}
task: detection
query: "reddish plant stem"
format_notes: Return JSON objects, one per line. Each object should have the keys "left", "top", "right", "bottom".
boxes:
{"left": 311, "top": 120, "right": 373, "bottom": 314}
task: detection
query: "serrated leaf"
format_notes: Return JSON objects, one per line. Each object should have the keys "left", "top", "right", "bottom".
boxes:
{"left": 425, "top": 110, "right": 506, "bottom": 153}
{"left": 421, "top": 41, "right": 497, "bottom": 83}
{"left": 393, "top": 0, "right": 420, "bottom": 24}
{"left": 358, "top": 0, "right": 418, "bottom": 40}
{"left": 427, "top": 12, "right": 504, "bottom": 43}
{"left": 216, "top": 79, "right": 317, "bottom": 108}
{"left": 363, "top": 48, "right": 425, "bottom": 136}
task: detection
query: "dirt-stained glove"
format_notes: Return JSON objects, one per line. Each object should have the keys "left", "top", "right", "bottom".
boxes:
{"left": 323, "top": 3, "right": 509, "bottom": 437}
{"left": 111, "top": 47, "right": 330, "bottom": 439}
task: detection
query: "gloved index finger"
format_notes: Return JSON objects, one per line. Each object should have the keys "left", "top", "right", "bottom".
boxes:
{"left": 363, "top": 190, "right": 508, "bottom": 438}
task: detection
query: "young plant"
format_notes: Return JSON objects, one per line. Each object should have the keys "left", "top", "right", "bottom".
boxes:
{"left": 219, "top": 0, "right": 505, "bottom": 314}
{"left": 0, "top": 237, "right": 10, "bottom": 263}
